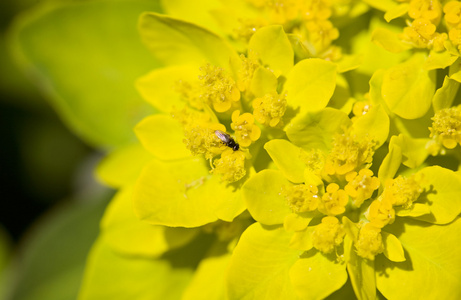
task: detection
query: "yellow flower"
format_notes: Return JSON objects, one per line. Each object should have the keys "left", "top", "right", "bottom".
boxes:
{"left": 408, "top": 0, "right": 442, "bottom": 25}
{"left": 401, "top": 18, "right": 441, "bottom": 49}
{"left": 252, "top": 91, "right": 287, "bottom": 127}
{"left": 231, "top": 110, "right": 261, "bottom": 147}
{"left": 284, "top": 183, "right": 319, "bottom": 213}
{"left": 198, "top": 64, "right": 241, "bottom": 112}
{"left": 382, "top": 175, "right": 423, "bottom": 208}
{"left": 212, "top": 149, "right": 247, "bottom": 182}
{"left": 344, "top": 168, "right": 380, "bottom": 208}
{"left": 304, "top": 19, "right": 339, "bottom": 53}
{"left": 324, "top": 130, "right": 376, "bottom": 176}
{"left": 429, "top": 105, "right": 461, "bottom": 150}
{"left": 444, "top": 1, "right": 461, "bottom": 29}
{"left": 355, "top": 222, "right": 384, "bottom": 260}
{"left": 318, "top": 183, "right": 349, "bottom": 216}
{"left": 367, "top": 196, "right": 395, "bottom": 228}
{"left": 311, "top": 216, "right": 346, "bottom": 254}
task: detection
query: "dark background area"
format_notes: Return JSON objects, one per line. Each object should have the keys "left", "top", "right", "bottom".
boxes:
{"left": 0, "top": 0, "right": 93, "bottom": 243}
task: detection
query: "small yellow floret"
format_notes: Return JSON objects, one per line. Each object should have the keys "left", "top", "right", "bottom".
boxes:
{"left": 304, "top": 19, "right": 339, "bottom": 53}
{"left": 311, "top": 216, "right": 345, "bottom": 254}
{"left": 198, "top": 64, "right": 241, "bottom": 113}
{"left": 352, "top": 100, "right": 372, "bottom": 117}
{"left": 252, "top": 92, "right": 287, "bottom": 127}
{"left": 324, "top": 131, "right": 376, "bottom": 176}
{"left": 355, "top": 222, "right": 384, "bottom": 260}
{"left": 302, "top": 0, "right": 332, "bottom": 21}
{"left": 401, "top": 18, "right": 447, "bottom": 51}
{"left": 212, "top": 149, "right": 247, "bottom": 183}
{"left": 449, "top": 28, "right": 461, "bottom": 52}
{"left": 344, "top": 168, "right": 380, "bottom": 208}
{"left": 382, "top": 175, "right": 423, "bottom": 208}
{"left": 429, "top": 105, "right": 461, "bottom": 150}
{"left": 284, "top": 184, "right": 319, "bottom": 213}
{"left": 408, "top": 0, "right": 442, "bottom": 25}
{"left": 174, "top": 109, "right": 227, "bottom": 159}
{"left": 367, "top": 196, "right": 395, "bottom": 228}
{"left": 318, "top": 183, "right": 349, "bottom": 216}
{"left": 231, "top": 110, "right": 261, "bottom": 147}
{"left": 237, "top": 52, "right": 260, "bottom": 92}
{"left": 444, "top": 1, "right": 461, "bottom": 29}
{"left": 299, "top": 148, "right": 326, "bottom": 175}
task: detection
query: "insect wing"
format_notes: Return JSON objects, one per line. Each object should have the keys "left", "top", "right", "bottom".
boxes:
{"left": 215, "top": 130, "right": 231, "bottom": 144}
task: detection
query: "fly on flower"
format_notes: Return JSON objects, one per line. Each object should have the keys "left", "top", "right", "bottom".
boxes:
{"left": 215, "top": 130, "right": 240, "bottom": 151}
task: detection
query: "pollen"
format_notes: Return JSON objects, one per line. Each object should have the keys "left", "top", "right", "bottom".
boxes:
{"left": 284, "top": 183, "right": 319, "bottom": 213}
{"left": 198, "top": 64, "right": 241, "bottom": 113}
{"left": 211, "top": 149, "right": 247, "bottom": 183}
{"left": 252, "top": 91, "right": 287, "bottom": 127}
{"left": 311, "top": 216, "right": 345, "bottom": 254}
{"left": 344, "top": 168, "right": 380, "bottom": 208}
{"left": 366, "top": 196, "right": 395, "bottom": 228}
{"left": 324, "top": 130, "right": 376, "bottom": 176}
{"left": 382, "top": 175, "right": 423, "bottom": 209}
{"left": 355, "top": 222, "right": 384, "bottom": 260}
{"left": 318, "top": 183, "right": 349, "bottom": 216}
{"left": 429, "top": 105, "right": 461, "bottom": 150}
{"left": 231, "top": 110, "right": 262, "bottom": 147}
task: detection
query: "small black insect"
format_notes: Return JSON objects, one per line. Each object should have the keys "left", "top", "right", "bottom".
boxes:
{"left": 215, "top": 130, "right": 239, "bottom": 151}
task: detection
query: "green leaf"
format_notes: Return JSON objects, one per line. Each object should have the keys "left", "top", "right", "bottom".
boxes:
{"left": 5, "top": 197, "right": 109, "bottom": 300}
{"left": 376, "top": 217, "right": 461, "bottom": 300}
{"left": 227, "top": 223, "right": 300, "bottom": 300}
{"left": 249, "top": 25, "right": 294, "bottom": 77}
{"left": 395, "top": 203, "right": 431, "bottom": 217}
{"left": 284, "top": 59, "right": 337, "bottom": 113}
{"left": 378, "top": 138, "right": 402, "bottom": 185}
{"left": 423, "top": 51, "right": 458, "bottom": 70}
{"left": 381, "top": 53, "right": 436, "bottom": 119}
{"left": 391, "top": 134, "right": 429, "bottom": 169}
{"left": 264, "top": 139, "right": 305, "bottom": 183}
{"left": 78, "top": 236, "right": 196, "bottom": 300}
{"left": 415, "top": 166, "right": 461, "bottom": 224}
{"left": 384, "top": 3, "right": 409, "bottom": 22}
{"left": 382, "top": 231, "right": 405, "bottom": 262}
{"left": 242, "top": 170, "right": 292, "bottom": 226}
{"left": 135, "top": 114, "right": 191, "bottom": 160}
{"left": 371, "top": 28, "right": 412, "bottom": 53}
{"left": 95, "top": 143, "right": 153, "bottom": 188}
{"left": 182, "top": 244, "right": 231, "bottom": 300}
{"left": 351, "top": 104, "right": 389, "bottom": 147}
{"left": 250, "top": 67, "right": 278, "bottom": 97}
{"left": 449, "top": 58, "right": 461, "bottom": 83}
{"left": 136, "top": 65, "right": 198, "bottom": 113}
{"left": 432, "top": 76, "right": 460, "bottom": 111}
{"left": 139, "top": 12, "right": 239, "bottom": 69}
{"left": 133, "top": 158, "right": 245, "bottom": 227}
{"left": 101, "top": 187, "right": 199, "bottom": 257}
{"left": 286, "top": 108, "right": 351, "bottom": 151}
{"left": 290, "top": 251, "right": 348, "bottom": 300}
{"left": 9, "top": 1, "right": 163, "bottom": 147}
{"left": 347, "top": 251, "right": 376, "bottom": 300}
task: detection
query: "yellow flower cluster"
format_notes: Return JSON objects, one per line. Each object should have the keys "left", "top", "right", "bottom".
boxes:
{"left": 318, "top": 183, "right": 348, "bottom": 216}
{"left": 311, "top": 216, "right": 346, "bottom": 254}
{"left": 231, "top": 110, "right": 261, "bottom": 147}
{"left": 344, "top": 168, "right": 380, "bottom": 208}
{"left": 252, "top": 92, "right": 287, "bottom": 127}
{"left": 324, "top": 130, "right": 376, "bottom": 176}
{"left": 399, "top": 0, "right": 461, "bottom": 52}
{"left": 355, "top": 223, "right": 384, "bottom": 261}
{"left": 284, "top": 183, "right": 319, "bottom": 213}
{"left": 429, "top": 105, "right": 461, "bottom": 151}
{"left": 212, "top": 149, "right": 247, "bottom": 182}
